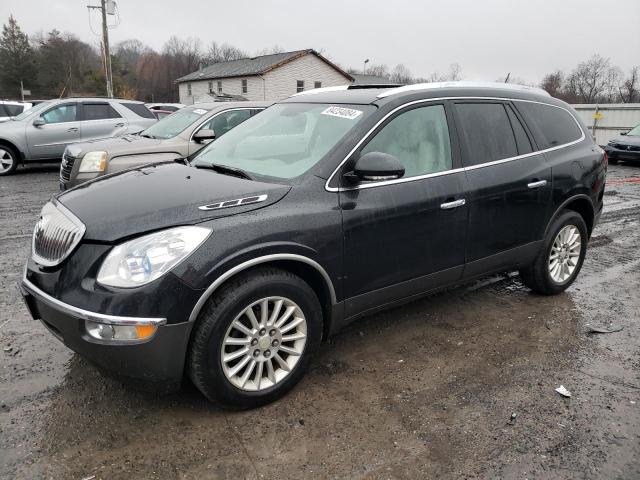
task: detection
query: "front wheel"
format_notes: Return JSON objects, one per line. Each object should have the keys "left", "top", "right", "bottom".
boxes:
{"left": 187, "top": 267, "right": 322, "bottom": 408}
{"left": 0, "top": 145, "right": 18, "bottom": 176}
{"left": 519, "top": 210, "right": 588, "bottom": 295}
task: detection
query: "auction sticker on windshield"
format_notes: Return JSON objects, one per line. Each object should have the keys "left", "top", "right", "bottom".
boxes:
{"left": 193, "top": 109, "right": 207, "bottom": 115}
{"left": 321, "top": 106, "right": 362, "bottom": 120}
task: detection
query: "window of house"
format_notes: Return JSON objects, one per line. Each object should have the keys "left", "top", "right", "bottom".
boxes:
{"left": 187, "top": 83, "right": 192, "bottom": 96}
{"left": 82, "top": 103, "right": 121, "bottom": 121}
{"left": 360, "top": 104, "right": 452, "bottom": 178}
{"left": 208, "top": 81, "right": 213, "bottom": 94}
{"left": 454, "top": 103, "right": 518, "bottom": 166}
{"left": 242, "top": 79, "right": 248, "bottom": 94}
{"left": 515, "top": 102, "right": 582, "bottom": 149}
{"left": 296, "top": 80, "right": 304, "bottom": 93}
{"left": 314, "top": 81, "right": 322, "bottom": 89}
{"left": 217, "top": 81, "right": 223, "bottom": 94}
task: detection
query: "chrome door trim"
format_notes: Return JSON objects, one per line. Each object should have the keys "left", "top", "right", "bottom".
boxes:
{"left": 527, "top": 180, "right": 548, "bottom": 189}
{"left": 440, "top": 199, "right": 466, "bottom": 210}
{"left": 188, "top": 253, "right": 337, "bottom": 323}
{"left": 325, "top": 96, "right": 585, "bottom": 192}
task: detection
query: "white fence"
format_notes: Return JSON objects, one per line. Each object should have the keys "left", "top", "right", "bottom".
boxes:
{"left": 571, "top": 103, "right": 640, "bottom": 146}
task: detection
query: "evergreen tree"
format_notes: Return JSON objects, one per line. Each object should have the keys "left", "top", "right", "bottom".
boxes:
{"left": 0, "top": 15, "right": 35, "bottom": 98}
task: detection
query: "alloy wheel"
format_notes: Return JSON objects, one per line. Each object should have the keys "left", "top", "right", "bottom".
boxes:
{"left": 548, "top": 225, "right": 581, "bottom": 283}
{"left": 221, "top": 296, "right": 307, "bottom": 391}
{"left": 0, "top": 148, "right": 15, "bottom": 173}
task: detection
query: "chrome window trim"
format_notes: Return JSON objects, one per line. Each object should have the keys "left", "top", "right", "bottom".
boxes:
{"left": 376, "top": 81, "right": 551, "bottom": 99}
{"left": 31, "top": 199, "right": 86, "bottom": 267}
{"left": 21, "top": 277, "right": 167, "bottom": 325}
{"left": 198, "top": 194, "right": 268, "bottom": 211}
{"left": 325, "top": 96, "right": 586, "bottom": 192}
{"left": 188, "top": 107, "right": 259, "bottom": 142}
{"left": 188, "top": 253, "right": 337, "bottom": 323}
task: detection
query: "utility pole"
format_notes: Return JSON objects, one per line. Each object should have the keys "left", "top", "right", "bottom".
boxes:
{"left": 88, "top": 1, "right": 114, "bottom": 97}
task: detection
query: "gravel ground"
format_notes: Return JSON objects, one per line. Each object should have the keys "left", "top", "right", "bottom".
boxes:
{"left": 1, "top": 162, "right": 639, "bottom": 480}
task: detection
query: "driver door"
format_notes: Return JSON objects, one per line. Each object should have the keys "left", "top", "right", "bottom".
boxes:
{"left": 27, "top": 102, "right": 81, "bottom": 160}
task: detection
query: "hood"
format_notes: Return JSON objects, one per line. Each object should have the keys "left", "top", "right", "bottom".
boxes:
{"left": 57, "top": 162, "right": 291, "bottom": 242}
{"left": 611, "top": 135, "right": 640, "bottom": 147}
{"left": 65, "top": 134, "right": 169, "bottom": 159}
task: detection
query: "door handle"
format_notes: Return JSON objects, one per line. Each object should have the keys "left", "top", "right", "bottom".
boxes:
{"left": 114, "top": 123, "right": 125, "bottom": 127}
{"left": 440, "top": 199, "right": 466, "bottom": 210}
{"left": 527, "top": 180, "right": 547, "bottom": 189}
{"left": 67, "top": 127, "right": 78, "bottom": 132}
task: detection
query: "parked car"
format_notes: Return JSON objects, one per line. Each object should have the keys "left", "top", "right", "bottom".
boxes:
{"left": 0, "top": 98, "right": 156, "bottom": 176}
{"left": 0, "top": 101, "right": 32, "bottom": 122}
{"left": 20, "top": 82, "right": 606, "bottom": 408}
{"left": 59, "top": 101, "right": 270, "bottom": 189}
{"left": 146, "top": 103, "right": 185, "bottom": 112}
{"left": 604, "top": 123, "right": 640, "bottom": 164}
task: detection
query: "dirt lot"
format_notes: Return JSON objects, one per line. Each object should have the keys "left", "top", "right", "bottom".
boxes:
{"left": 1, "top": 163, "right": 639, "bottom": 480}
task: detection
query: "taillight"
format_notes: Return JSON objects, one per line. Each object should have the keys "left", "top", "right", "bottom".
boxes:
{"left": 603, "top": 151, "right": 608, "bottom": 170}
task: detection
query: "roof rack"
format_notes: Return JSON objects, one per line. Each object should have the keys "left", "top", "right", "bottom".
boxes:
{"left": 376, "top": 81, "right": 551, "bottom": 99}
{"left": 292, "top": 83, "right": 404, "bottom": 97}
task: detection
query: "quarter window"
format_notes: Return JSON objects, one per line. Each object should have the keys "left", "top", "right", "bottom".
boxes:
{"left": 455, "top": 103, "right": 517, "bottom": 166}
{"left": 242, "top": 79, "right": 248, "bottom": 94}
{"left": 83, "top": 103, "right": 121, "bottom": 121}
{"left": 360, "top": 104, "right": 452, "bottom": 177}
{"left": 296, "top": 80, "right": 304, "bottom": 93}
{"left": 41, "top": 104, "right": 77, "bottom": 124}
{"left": 516, "top": 102, "right": 582, "bottom": 149}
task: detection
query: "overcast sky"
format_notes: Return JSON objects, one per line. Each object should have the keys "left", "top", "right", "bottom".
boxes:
{"left": 3, "top": 0, "right": 639, "bottom": 83}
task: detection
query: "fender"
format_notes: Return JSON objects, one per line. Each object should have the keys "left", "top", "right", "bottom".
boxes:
{"left": 544, "top": 193, "right": 594, "bottom": 236}
{"left": 188, "top": 252, "right": 337, "bottom": 323}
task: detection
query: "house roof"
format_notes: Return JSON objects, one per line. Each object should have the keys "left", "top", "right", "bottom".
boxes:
{"left": 350, "top": 73, "right": 395, "bottom": 85}
{"left": 176, "top": 49, "right": 353, "bottom": 83}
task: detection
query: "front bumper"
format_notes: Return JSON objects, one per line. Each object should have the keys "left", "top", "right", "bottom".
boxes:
{"left": 604, "top": 145, "right": 640, "bottom": 162}
{"left": 19, "top": 277, "right": 193, "bottom": 385}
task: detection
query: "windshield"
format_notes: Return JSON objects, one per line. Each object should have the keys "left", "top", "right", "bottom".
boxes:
{"left": 141, "top": 107, "right": 210, "bottom": 139}
{"left": 14, "top": 101, "right": 51, "bottom": 121}
{"left": 626, "top": 124, "right": 640, "bottom": 136}
{"left": 192, "top": 103, "right": 373, "bottom": 180}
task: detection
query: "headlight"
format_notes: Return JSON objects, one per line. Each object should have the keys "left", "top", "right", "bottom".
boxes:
{"left": 79, "top": 151, "right": 107, "bottom": 173}
{"left": 97, "top": 226, "right": 211, "bottom": 288}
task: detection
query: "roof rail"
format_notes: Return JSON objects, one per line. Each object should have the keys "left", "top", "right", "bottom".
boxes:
{"left": 376, "top": 81, "right": 551, "bottom": 99}
{"left": 291, "top": 85, "right": 349, "bottom": 97}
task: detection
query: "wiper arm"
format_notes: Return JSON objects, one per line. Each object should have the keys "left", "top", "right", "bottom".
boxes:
{"left": 193, "top": 163, "right": 253, "bottom": 180}
{"left": 139, "top": 133, "right": 155, "bottom": 139}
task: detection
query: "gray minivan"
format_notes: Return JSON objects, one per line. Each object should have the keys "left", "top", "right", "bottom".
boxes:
{"left": 0, "top": 98, "right": 157, "bottom": 176}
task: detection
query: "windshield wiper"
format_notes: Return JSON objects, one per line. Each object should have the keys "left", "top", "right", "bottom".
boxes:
{"left": 139, "top": 133, "right": 155, "bottom": 139}
{"left": 193, "top": 163, "right": 253, "bottom": 180}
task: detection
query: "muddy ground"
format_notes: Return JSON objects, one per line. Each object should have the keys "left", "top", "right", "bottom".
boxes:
{"left": 1, "top": 163, "right": 639, "bottom": 480}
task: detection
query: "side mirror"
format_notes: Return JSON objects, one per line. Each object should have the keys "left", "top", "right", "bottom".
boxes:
{"left": 620, "top": 131, "right": 627, "bottom": 136}
{"left": 33, "top": 117, "right": 45, "bottom": 127}
{"left": 193, "top": 128, "right": 215, "bottom": 143}
{"left": 351, "top": 152, "right": 405, "bottom": 182}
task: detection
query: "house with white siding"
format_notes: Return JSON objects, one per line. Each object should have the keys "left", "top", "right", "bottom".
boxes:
{"left": 175, "top": 49, "right": 355, "bottom": 104}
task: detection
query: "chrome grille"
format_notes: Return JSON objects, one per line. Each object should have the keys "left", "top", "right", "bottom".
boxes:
{"left": 60, "top": 153, "right": 76, "bottom": 182}
{"left": 32, "top": 201, "right": 86, "bottom": 267}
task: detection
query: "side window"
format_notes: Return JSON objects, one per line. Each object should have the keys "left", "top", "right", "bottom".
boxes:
{"left": 41, "top": 104, "right": 77, "bottom": 124}
{"left": 455, "top": 103, "right": 517, "bottom": 166}
{"left": 516, "top": 102, "right": 582, "bottom": 149}
{"left": 360, "top": 104, "right": 452, "bottom": 177}
{"left": 505, "top": 104, "right": 533, "bottom": 154}
{"left": 4, "top": 104, "right": 24, "bottom": 116}
{"left": 83, "top": 103, "right": 121, "bottom": 121}
{"left": 202, "top": 110, "right": 251, "bottom": 137}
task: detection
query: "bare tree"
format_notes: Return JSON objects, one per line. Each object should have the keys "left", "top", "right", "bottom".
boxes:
{"left": 365, "top": 63, "right": 391, "bottom": 79}
{"left": 254, "top": 44, "right": 285, "bottom": 56}
{"left": 540, "top": 70, "right": 564, "bottom": 97}
{"left": 566, "top": 54, "right": 620, "bottom": 103}
{"left": 204, "top": 41, "right": 247, "bottom": 65}
{"left": 618, "top": 66, "right": 639, "bottom": 103}
{"left": 424, "top": 63, "right": 463, "bottom": 83}
{"left": 390, "top": 64, "right": 412, "bottom": 84}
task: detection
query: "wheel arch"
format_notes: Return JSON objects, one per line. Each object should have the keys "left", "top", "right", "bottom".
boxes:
{"left": 188, "top": 254, "right": 337, "bottom": 340}
{"left": 0, "top": 138, "right": 23, "bottom": 162}
{"left": 546, "top": 194, "right": 595, "bottom": 237}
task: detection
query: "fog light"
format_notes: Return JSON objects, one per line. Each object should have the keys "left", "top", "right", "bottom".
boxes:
{"left": 86, "top": 320, "right": 158, "bottom": 341}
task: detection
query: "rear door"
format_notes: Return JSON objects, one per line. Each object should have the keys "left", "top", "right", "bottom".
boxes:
{"left": 80, "top": 102, "right": 127, "bottom": 142}
{"left": 452, "top": 100, "right": 552, "bottom": 275}
{"left": 340, "top": 102, "right": 469, "bottom": 316}
{"left": 26, "top": 102, "right": 81, "bottom": 159}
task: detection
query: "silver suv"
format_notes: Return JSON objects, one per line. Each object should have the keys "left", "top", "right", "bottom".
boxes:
{"left": 0, "top": 98, "right": 157, "bottom": 176}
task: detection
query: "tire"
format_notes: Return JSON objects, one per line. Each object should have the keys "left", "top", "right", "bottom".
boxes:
{"left": 0, "top": 144, "right": 19, "bottom": 176}
{"left": 187, "top": 267, "right": 322, "bottom": 409}
{"left": 519, "top": 210, "right": 588, "bottom": 295}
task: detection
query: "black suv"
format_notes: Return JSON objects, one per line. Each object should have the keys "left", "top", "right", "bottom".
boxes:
{"left": 20, "top": 82, "right": 606, "bottom": 408}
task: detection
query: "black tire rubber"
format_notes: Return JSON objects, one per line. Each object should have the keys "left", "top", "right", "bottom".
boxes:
{"left": 608, "top": 157, "right": 618, "bottom": 165}
{"left": 187, "top": 267, "right": 322, "bottom": 409}
{"left": 0, "top": 144, "right": 19, "bottom": 176}
{"left": 519, "top": 210, "right": 588, "bottom": 295}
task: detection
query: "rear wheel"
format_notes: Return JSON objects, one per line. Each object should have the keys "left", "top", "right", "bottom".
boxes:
{"left": 187, "top": 267, "right": 322, "bottom": 408}
{"left": 0, "top": 145, "right": 18, "bottom": 176}
{"left": 519, "top": 210, "right": 588, "bottom": 295}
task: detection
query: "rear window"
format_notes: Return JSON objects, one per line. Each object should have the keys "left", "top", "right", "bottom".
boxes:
{"left": 121, "top": 102, "right": 156, "bottom": 119}
{"left": 3, "top": 104, "right": 24, "bottom": 116}
{"left": 515, "top": 102, "right": 583, "bottom": 149}
{"left": 455, "top": 103, "right": 518, "bottom": 166}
